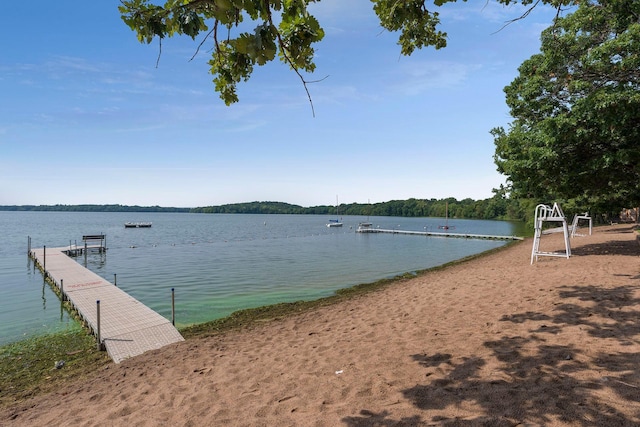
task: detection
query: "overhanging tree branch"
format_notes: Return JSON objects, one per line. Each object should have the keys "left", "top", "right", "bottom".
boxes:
{"left": 119, "top": 0, "right": 583, "bottom": 110}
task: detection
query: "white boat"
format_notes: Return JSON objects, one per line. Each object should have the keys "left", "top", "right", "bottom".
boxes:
{"left": 357, "top": 199, "right": 373, "bottom": 230}
{"left": 438, "top": 201, "right": 455, "bottom": 230}
{"left": 326, "top": 196, "right": 343, "bottom": 227}
{"left": 356, "top": 222, "right": 373, "bottom": 232}
{"left": 125, "top": 222, "right": 152, "bottom": 228}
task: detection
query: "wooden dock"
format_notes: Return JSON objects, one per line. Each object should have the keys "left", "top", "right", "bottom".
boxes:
{"left": 356, "top": 227, "right": 523, "bottom": 241}
{"left": 30, "top": 246, "right": 184, "bottom": 364}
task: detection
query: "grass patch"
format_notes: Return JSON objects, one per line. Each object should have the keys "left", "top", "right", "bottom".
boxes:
{"left": 0, "top": 328, "right": 110, "bottom": 408}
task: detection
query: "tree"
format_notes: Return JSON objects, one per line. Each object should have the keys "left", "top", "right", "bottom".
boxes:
{"left": 119, "top": 0, "right": 575, "bottom": 110}
{"left": 493, "top": 0, "right": 640, "bottom": 213}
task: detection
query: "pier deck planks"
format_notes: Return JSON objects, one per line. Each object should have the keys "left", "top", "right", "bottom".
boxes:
{"left": 356, "top": 228, "right": 523, "bottom": 240}
{"left": 30, "top": 247, "right": 184, "bottom": 364}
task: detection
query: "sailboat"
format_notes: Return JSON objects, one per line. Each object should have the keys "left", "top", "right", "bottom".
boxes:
{"left": 438, "top": 201, "right": 455, "bottom": 230}
{"left": 357, "top": 199, "right": 373, "bottom": 231}
{"left": 326, "top": 196, "right": 343, "bottom": 227}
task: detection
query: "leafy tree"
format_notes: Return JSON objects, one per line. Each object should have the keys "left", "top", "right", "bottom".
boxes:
{"left": 119, "top": 0, "right": 575, "bottom": 110}
{"left": 493, "top": 0, "right": 640, "bottom": 213}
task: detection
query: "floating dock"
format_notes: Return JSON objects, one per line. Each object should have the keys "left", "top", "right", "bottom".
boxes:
{"left": 356, "top": 227, "right": 523, "bottom": 241}
{"left": 29, "top": 244, "right": 184, "bottom": 364}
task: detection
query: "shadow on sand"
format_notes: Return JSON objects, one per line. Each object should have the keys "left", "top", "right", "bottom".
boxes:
{"left": 342, "top": 229, "right": 640, "bottom": 426}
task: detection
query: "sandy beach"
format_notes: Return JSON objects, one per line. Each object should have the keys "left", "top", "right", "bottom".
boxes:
{"left": 3, "top": 224, "right": 640, "bottom": 426}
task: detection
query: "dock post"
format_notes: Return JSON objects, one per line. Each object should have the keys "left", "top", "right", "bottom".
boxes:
{"left": 96, "top": 300, "right": 103, "bottom": 351}
{"left": 28, "top": 236, "right": 31, "bottom": 255}
{"left": 114, "top": 273, "right": 117, "bottom": 287}
{"left": 60, "top": 279, "right": 65, "bottom": 301}
{"left": 171, "top": 288, "right": 175, "bottom": 326}
{"left": 43, "top": 246, "right": 46, "bottom": 273}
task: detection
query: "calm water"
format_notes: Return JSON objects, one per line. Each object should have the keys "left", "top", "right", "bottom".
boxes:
{"left": 0, "top": 211, "right": 525, "bottom": 345}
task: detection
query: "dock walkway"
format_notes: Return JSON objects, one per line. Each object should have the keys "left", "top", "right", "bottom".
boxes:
{"left": 30, "top": 246, "right": 184, "bottom": 363}
{"left": 356, "top": 227, "right": 523, "bottom": 241}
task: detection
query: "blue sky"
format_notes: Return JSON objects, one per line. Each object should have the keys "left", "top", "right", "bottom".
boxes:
{"left": 1, "top": 1, "right": 559, "bottom": 208}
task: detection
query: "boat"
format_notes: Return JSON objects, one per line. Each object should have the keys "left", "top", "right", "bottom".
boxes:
{"left": 326, "top": 196, "right": 343, "bottom": 227}
{"left": 438, "top": 202, "right": 455, "bottom": 230}
{"left": 356, "top": 222, "right": 373, "bottom": 232}
{"left": 357, "top": 199, "right": 373, "bottom": 231}
{"left": 125, "top": 222, "right": 152, "bottom": 228}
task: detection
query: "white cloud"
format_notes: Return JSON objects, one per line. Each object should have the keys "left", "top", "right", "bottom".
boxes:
{"left": 391, "top": 60, "right": 478, "bottom": 96}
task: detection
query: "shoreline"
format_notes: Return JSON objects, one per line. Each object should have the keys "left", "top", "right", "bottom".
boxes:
{"left": 3, "top": 224, "right": 640, "bottom": 426}
{"left": 180, "top": 239, "right": 522, "bottom": 339}
{"left": 2, "top": 237, "right": 518, "bottom": 347}
{"left": 0, "top": 238, "right": 520, "bottom": 408}
{"left": 1, "top": 214, "right": 520, "bottom": 348}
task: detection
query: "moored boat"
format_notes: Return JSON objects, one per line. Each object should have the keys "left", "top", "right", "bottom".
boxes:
{"left": 326, "top": 196, "right": 343, "bottom": 227}
{"left": 438, "top": 201, "right": 455, "bottom": 230}
{"left": 125, "top": 222, "right": 152, "bottom": 228}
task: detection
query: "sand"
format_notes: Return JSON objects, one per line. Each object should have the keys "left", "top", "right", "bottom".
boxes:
{"left": 3, "top": 224, "right": 640, "bottom": 426}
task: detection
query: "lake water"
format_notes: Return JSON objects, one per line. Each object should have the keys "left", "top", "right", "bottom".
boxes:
{"left": 0, "top": 211, "right": 525, "bottom": 346}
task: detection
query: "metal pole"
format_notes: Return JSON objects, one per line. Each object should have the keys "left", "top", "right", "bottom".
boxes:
{"left": 171, "top": 288, "right": 175, "bottom": 326}
{"left": 96, "top": 300, "right": 103, "bottom": 351}
{"left": 114, "top": 273, "right": 117, "bottom": 287}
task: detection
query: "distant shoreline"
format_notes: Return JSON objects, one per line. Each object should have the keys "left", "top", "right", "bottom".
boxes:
{"left": 0, "top": 198, "right": 528, "bottom": 222}
{"left": 0, "top": 205, "right": 191, "bottom": 213}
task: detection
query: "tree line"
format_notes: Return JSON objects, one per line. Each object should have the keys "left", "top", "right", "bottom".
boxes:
{"left": 190, "top": 196, "right": 619, "bottom": 225}
{"left": 0, "top": 204, "right": 190, "bottom": 213}
{"left": 191, "top": 198, "right": 512, "bottom": 218}
{"left": 2, "top": 196, "right": 626, "bottom": 226}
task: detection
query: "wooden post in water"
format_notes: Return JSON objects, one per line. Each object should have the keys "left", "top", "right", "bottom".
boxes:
{"left": 114, "top": 273, "right": 117, "bottom": 287}
{"left": 96, "top": 300, "right": 103, "bottom": 351}
{"left": 60, "top": 279, "right": 65, "bottom": 301}
{"left": 43, "top": 245, "right": 46, "bottom": 273}
{"left": 171, "top": 288, "right": 175, "bottom": 326}
{"left": 28, "top": 236, "right": 31, "bottom": 255}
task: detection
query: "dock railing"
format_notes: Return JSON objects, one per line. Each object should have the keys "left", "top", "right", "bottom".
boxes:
{"left": 81, "top": 234, "right": 107, "bottom": 253}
